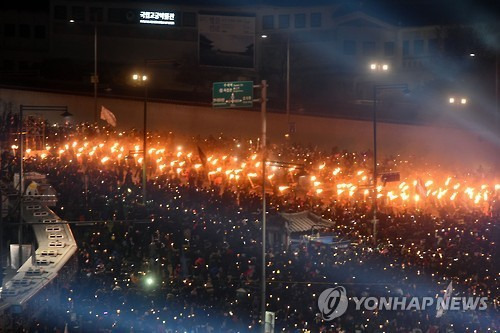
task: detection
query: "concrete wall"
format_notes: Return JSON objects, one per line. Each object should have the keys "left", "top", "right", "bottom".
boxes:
{"left": 1, "top": 88, "right": 498, "bottom": 169}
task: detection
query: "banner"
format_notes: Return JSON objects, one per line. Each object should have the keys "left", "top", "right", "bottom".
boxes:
{"left": 198, "top": 14, "right": 255, "bottom": 68}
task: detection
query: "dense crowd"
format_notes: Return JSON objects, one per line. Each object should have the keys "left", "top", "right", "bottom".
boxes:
{"left": 1, "top": 123, "right": 498, "bottom": 332}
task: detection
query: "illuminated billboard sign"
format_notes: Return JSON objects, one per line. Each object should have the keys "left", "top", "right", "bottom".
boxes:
{"left": 198, "top": 14, "right": 255, "bottom": 68}
{"left": 139, "top": 11, "right": 175, "bottom": 25}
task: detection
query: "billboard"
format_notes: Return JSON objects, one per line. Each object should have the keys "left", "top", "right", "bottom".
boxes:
{"left": 139, "top": 11, "right": 176, "bottom": 25}
{"left": 106, "top": 8, "right": 178, "bottom": 25}
{"left": 198, "top": 14, "right": 255, "bottom": 69}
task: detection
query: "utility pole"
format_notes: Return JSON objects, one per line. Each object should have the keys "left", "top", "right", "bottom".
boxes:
{"left": 19, "top": 106, "right": 24, "bottom": 269}
{"left": 0, "top": 153, "right": 4, "bottom": 277}
{"left": 493, "top": 33, "right": 499, "bottom": 131}
{"left": 93, "top": 23, "right": 98, "bottom": 123}
{"left": 372, "top": 86, "right": 378, "bottom": 246}
{"left": 134, "top": 59, "right": 176, "bottom": 206}
{"left": 142, "top": 60, "right": 148, "bottom": 206}
{"left": 259, "top": 80, "right": 268, "bottom": 332}
{"left": 211, "top": 79, "right": 268, "bottom": 331}
{"left": 69, "top": 18, "right": 98, "bottom": 122}
{"left": 286, "top": 34, "right": 290, "bottom": 133}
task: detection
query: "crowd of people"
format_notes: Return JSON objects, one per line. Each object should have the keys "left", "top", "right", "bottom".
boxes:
{"left": 0, "top": 122, "right": 498, "bottom": 332}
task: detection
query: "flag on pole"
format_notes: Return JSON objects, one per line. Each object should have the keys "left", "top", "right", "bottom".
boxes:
{"left": 100, "top": 106, "right": 117, "bottom": 127}
{"left": 416, "top": 178, "right": 427, "bottom": 197}
{"left": 436, "top": 281, "right": 453, "bottom": 318}
{"left": 197, "top": 146, "right": 207, "bottom": 167}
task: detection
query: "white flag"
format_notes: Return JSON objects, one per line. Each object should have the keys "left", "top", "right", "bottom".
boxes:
{"left": 100, "top": 106, "right": 117, "bottom": 127}
{"left": 436, "top": 281, "right": 453, "bottom": 318}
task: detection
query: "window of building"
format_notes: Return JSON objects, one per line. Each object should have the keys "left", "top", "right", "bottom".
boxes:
{"left": 71, "top": 6, "right": 85, "bottom": 21}
{"left": 4, "top": 24, "right": 15, "bottom": 37}
{"left": 384, "top": 41, "right": 395, "bottom": 56}
{"left": 54, "top": 5, "right": 67, "bottom": 20}
{"left": 414, "top": 39, "right": 424, "bottom": 55}
{"left": 310, "top": 13, "right": 321, "bottom": 27}
{"left": 362, "top": 41, "right": 376, "bottom": 56}
{"left": 19, "top": 24, "right": 30, "bottom": 38}
{"left": 34, "top": 25, "right": 46, "bottom": 39}
{"left": 90, "top": 7, "right": 103, "bottom": 22}
{"left": 278, "top": 14, "right": 289, "bottom": 29}
{"left": 428, "top": 38, "right": 439, "bottom": 55}
{"left": 262, "top": 15, "right": 274, "bottom": 30}
{"left": 183, "top": 12, "right": 196, "bottom": 27}
{"left": 403, "top": 40, "right": 410, "bottom": 56}
{"left": 294, "top": 13, "right": 305, "bottom": 28}
{"left": 344, "top": 40, "right": 356, "bottom": 55}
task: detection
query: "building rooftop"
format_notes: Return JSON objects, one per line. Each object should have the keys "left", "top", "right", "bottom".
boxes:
{"left": 2, "top": 0, "right": 498, "bottom": 26}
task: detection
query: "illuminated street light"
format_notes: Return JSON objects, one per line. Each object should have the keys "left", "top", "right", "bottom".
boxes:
{"left": 261, "top": 34, "right": 268, "bottom": 39}
{"left": 448, "top": 96, "right": 467, "bottom": 105}
{"left": 370, "top": 63, "right": 390, "bottom": 72}
{"left": 132, "top": 73, "right": 147, "bottom": 82}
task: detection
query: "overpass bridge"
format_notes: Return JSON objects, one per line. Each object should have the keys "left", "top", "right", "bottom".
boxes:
{"left": 0, "top": 172, "right": 77, "bottom": 313}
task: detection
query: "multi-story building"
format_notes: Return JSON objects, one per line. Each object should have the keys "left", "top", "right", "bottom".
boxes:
{"left": 0, "top": 1, "right": 496, "bottom": 122}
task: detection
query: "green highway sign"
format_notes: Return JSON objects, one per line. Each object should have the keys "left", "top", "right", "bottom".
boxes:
{"left": 212, "top": 81, "right": 254, "bottom": 108}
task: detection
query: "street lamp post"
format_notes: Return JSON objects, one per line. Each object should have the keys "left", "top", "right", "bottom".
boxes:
{"left": 469, "top": 49, "right": 499, "bottom": 129}
{"left": 372, "top": 84, "right": 408, "bottom": 245}
{"left": 259, "top": 80, "right": 268, "bottom": 332}
{"left": 132, "top": 59, "right": 176, "bottom": 206}
{"left": 261, "top": 34, "right": 291, "bottom": 135}
{"left": 286, "top": 33, "right": 291, "bottom": 132}
{"left": 93, "top": 24, "right": 98, "bottom": 123}
{"left": 372, "top": 86, "right": 378, "bottom": 246}
{"left": 69, "top": 19, "right": 98, "bottom": 122}
{"left": 142, "top": 69, "right": 148, "bottom": 207}
{"left": 496, "top": 53, "right": 499, "bottom": 129}
{"left": 132, "top": 72, "right": 148, "bottom": 206}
